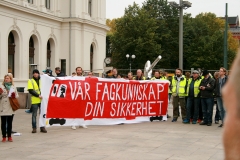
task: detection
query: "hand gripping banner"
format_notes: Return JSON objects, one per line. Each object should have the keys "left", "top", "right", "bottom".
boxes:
{"left": 46, "top": 77, "right": 169, "bottom": 120}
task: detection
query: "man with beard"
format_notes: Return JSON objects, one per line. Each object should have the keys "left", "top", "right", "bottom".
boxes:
{"left": 171, "top": 68, "right": 187, "bottom": 122}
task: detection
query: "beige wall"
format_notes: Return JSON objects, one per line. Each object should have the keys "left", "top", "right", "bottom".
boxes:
{"left": 0, "top": 0, "right": 107, "bottom": 88}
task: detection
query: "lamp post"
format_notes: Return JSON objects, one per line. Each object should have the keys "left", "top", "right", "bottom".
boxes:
{"left": 126, "top": 54, "right": 136, "bottom": 72}
{"left": 169, "top": 0, "right": 191, "bottom": 70}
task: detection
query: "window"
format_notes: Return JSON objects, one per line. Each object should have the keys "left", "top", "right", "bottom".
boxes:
{"left": 8, "top": 32, "right": 15, "bottom": 77}
{"left": 45, "top": 0, "right": 50, "bottom": 9}
{"left": 47, "top": 40, "right": 51, "bottom": 67}
{"left": 28, "top": 0, "right": 33, "bottom": 4}
{"left": 29, "top": 36, "right": 34, "bottom": 64}
{"left": 88, "top": 0, "right": 92, "bottom": 16}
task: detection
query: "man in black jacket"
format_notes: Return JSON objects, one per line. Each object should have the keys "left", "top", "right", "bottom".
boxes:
{"left": 55, "top": 67, "right": 65, "bottom": 77}
{"left": 199, "top": 70, "right": 215, "bottom": 126}
{"left": 215, "top": 67, "right": 228, "bottom": 127}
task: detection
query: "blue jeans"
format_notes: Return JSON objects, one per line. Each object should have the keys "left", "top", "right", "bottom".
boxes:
{"left": 32, "top": 103, "right": 41, "bottom": 129}
{"left": 217, "top": 97, "right": 225, "bottom": 123}
{"left": 186, "top": 97, "right": 200, "bottom": 121}
{"left": 201, "top": 98, "right": 214, "bottom": 124}
{"left": 214, "top": 102, "right": 220, "bottom": 121}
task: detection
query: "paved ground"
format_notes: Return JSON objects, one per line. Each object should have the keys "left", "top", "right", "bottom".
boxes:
{"left": 0, "top": 107, "right": 224, "bottom": 160}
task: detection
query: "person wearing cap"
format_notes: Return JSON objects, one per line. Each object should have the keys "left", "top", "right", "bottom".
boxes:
{"left": 199, "top": 70, "right": 215, "bottom": 126}
{"left": 27, "top": 69, "right": 47, "bottom": 133}
{"left": 183, "top": 70, "right": 202, "bottom": 124}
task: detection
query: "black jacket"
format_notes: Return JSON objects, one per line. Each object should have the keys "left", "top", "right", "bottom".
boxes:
{"left": 199, "top": 76, "right": 215, "bottom": 98}
{"left": 214, "top": 76, "right": 228, "bottom": 97}
{"left": 56, "top": 72, "right": 65, "bottom": 77}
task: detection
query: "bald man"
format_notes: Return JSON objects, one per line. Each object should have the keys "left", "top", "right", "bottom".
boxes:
{"left": 222, "top": 52, "right": 240, "bottom": 159}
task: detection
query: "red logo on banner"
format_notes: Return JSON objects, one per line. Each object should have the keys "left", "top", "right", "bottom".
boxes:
{"left": 47, "top": 78, "right": 169, "bottom": 120}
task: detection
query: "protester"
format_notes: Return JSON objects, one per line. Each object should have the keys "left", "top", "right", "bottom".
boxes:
{"left": 76, "top": 67, "right": 83, "bottom": 76}
{"left": 106, "top": 68, "right": 118, "bottom": 78}
{"left": 127, "top": 72, "right": 134, "bottom": 80}
{"left": 213, "top": 71, "right": 221, "bottom": 124}
{"left": 71, "top": 67, "right": 87, "bottom": 130}
{"left": 133, "top": 69, "right": 146, "bottom": 80}
{"left": 55, "top": 67, "right": 65, "bottom": 77}
{"left": 199, "top": 70, "right": 215, "bottom": 126}
{"left": 215, "top": 67, "right": 228, "bottom": 127}
{"left": 222, "top": 52, "right": 240, "bottom": 159}
{"left": 0, "top": 73, "right": 18, "bottom": 142}
{"left": 72, "top": 72, "right": 76, "bottom": 77}
{"left": 171, "top": 68, "right": 187, "bottom": 122}
{"left": 183, "top": 70, "right": 202, "bottom": 124}
{"left": 28, "top": 69, "right": 47, "bottom": 133}
{"left": 87, "top": 72, "right": 93, "bottom": 77}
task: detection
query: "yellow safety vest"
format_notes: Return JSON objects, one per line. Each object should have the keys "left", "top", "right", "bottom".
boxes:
{"left": 186, "top": 78, "right": 202, "bottom": 97}
{"left": 28, "top": 78, "right": 41, "bottom": 104}
{"left": 133, "top": 76, "right": 146, "bottom": 80}
{"left": 171, "top": 76, "right": 187, "bottom": 97}
{"left": 151, "top": 76, "right": 166, "bottom": 80}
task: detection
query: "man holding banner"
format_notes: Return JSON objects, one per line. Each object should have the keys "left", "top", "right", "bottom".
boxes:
{"left": 28, "top": 69, "right": 47, "bottom": 133}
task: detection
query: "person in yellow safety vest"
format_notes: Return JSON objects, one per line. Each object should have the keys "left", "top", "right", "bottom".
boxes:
{"left": 133, "top": 69, "right": 146, "bottom": 80}
{"left": 28, "top": 69, "right": 47, "bottom": 134}
{"left": 171, "top": 68, "right": 187, "bottom": 122}
{"left": 183, "top": 70, "right": 202, "bottom": 124}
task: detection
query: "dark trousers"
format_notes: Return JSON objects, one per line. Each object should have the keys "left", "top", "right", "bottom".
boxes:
{"left": 198, "top": 101, "right": 203, "bottom": 120}
{"left": 172, "top": 96, "right": 186, "bottom": 119}
{"left": 201, "top": 98, "right": 214, "bottom": 124}
{"left": 214, "top": 102, "right": 220, "bottom": 121}
{"left": 186, "top": 97, "right": 200, "bottom": 121}
{"left": 1, "top": 115, "right": 13, "bottom": 138}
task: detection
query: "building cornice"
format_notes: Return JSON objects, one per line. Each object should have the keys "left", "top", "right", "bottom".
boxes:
{"left": 0, "top": 0, "right": 62, "bottom": 21}
{"left": 0, "top": 0, "right": 109, "bottom": 31}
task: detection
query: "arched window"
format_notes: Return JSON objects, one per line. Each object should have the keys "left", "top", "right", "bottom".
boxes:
{"left": 90, "top": 44, "right": 93, "bottom": 71}
{"left": 47, "top": 40, "right": 51, "bottom": 67}
{"left": 88, "top": 0, "right": 92, "bottom": 16}
{"left": 29, "top": 36, "right": 35, "bottom": 64}
{"left": 28, "top": 0, "right": 33, "bottom": 4}
{"left": 45, "top": 0, "right": 50, "bottom": 9}
{"left": 8, "top": 32, "right": 15, "bottom": 76}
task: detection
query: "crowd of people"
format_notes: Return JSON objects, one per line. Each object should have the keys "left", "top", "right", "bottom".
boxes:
{"left": 0, "top": 65, "right": 227, "bottom": 143}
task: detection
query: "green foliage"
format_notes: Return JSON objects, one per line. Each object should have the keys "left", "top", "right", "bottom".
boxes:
{"left": 106, "top": 1, "right": 238, "bottom": 71}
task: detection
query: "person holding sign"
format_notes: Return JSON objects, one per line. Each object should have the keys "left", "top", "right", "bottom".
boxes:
{"left": 28, "top": 69, "right": 47, "bottom": 133}
{"left": 133, "top": 69, "right": 146, "bottom": 80}
{"left": 0, "top": 74, "right": 18, "bottom": 142}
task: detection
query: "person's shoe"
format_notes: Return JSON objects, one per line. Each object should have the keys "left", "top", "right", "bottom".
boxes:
{"left": 40, "top": 127, "right": 47, "bottom": 133}
{"left": 167, "top": 114, "right": 171, "bottom": 118}
{"left": 11, "top": 131, "right": 17, "bottom": 134}
{"left": 218, "top": 124, "right": 223, "bottom": 127}
{"left": 81, "top": 125, "right": 88, "bottom": 129}
{"left": 25, "top": 109, "right": 32, "bottom": 114}
{"left": 197, "top": 119, "right": 202, "bottom": 123}
{"left": 32, "top": 128, "right": 37, "bottom": 133}
{"left": 200, "top": 122, "right": 207, "bottom": 125}
{"left": 215, "top": 121, "right": 219, "bottom": 124}
{"left": 192, "top": 121, "right": 197, "bottom": 124}
{"left": 71, "top": 126, "right": 76, "bottom": 130}
{"left": 207, "top": 123, "right": 212, "bottom": 126}
{"left": 2, "top": 137, "right": 6, "bottom": 142}
{"left": 8, "top": 137, "right": 13, "bottom": 142}
{"left": 172, "top": 118, "right": 177, "bottom": 122}
{"left": 183, "top": 119, "right": 190, "bottom": 124}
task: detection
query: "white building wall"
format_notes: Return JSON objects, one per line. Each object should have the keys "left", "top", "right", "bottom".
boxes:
{"left": 0, "top": 0, "right": 107, "bottom": 88}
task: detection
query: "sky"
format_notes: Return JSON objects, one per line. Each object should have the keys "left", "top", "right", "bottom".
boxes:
{"left": 106, "top": 0, "right": 240, "bottom": 19}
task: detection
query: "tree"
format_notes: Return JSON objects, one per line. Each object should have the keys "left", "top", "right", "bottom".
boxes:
{"left": 183, "top": 13, "right": 239, "bottom": 69}
{"left": 142, "top": 0, "right": 179, "bottom": 69}
{"left": 111, "top": 2, "right": 161, "bottom": 70}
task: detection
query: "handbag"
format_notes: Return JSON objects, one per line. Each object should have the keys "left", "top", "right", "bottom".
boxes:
{"left": 3, "top": 84, "right": 20, "bottom": 111}
{"left": 9, "top": 97, "right": 20, "bottom": 111}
